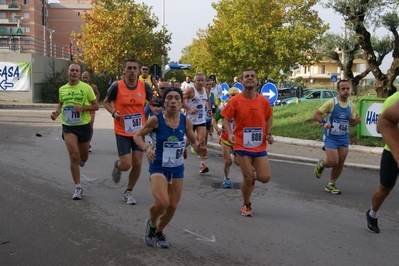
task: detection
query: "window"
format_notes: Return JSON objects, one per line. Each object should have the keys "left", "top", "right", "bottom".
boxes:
{"left": 323, "top": 91, "right": 333, "bottom": 98}
{"left": 24, "top": 0, "right": 30, "bottom": 4}
{"left": 0, "top": 12, "right": 5, "bottom": 19}
{"left": 0, "top": 0, "right": 5, "bottom": 4}
{"left": 24, "top": 12, "right": 29, "bottom": 19}
{"left": 78, "top": 12, "right": 80, "bottom": 16}
{"left": 0, "top": 40, "right": 7, "bottom": 47}
{"left": 321, "top": 65, "right": 325, "bottom": 74}
{"left": 25, "top": 27, "right": 29, "bottom": 33}
{"left": 24, "top": 40, "right": 30, "bottom": 45}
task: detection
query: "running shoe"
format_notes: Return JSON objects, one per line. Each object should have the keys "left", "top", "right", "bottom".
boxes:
{"left": 72, "top": 187, "right": 83, "bottom": 200}
{"left": 88, "top": 145, "right": 92, "bottom": 153}
{"left": 183, "top": 148, "right": 187, "bottom": 159}
{"left": 365, "top": 209, "right": 380, "bottom": 233}
{"left": 156, "top": 232, "right": 170, "bottom": 248}
{"left": 314, "top": 159, "right": 324, "bottom": 178}
{"left": 78, "top": 159, "right": 85, "bottom": 167}
{"left": 112, "top": 160, "right": 122, "bottom": 183}
{"left": 144, "top": 218, "right": 156, "bottom": 246}
{"left": 325, "top": 183, "right": 341, "bottom": 194}
{"left": 241, "top": 204, "right": 253, "bottom": 217}
{"left": 123, "top": 190, "right": 136, "bottom": 205}
{"left": 199, "top": 164, "right": 209, "bottom": 173}
{"left": 222, "top": 178, "right": 232, "bottom": 188}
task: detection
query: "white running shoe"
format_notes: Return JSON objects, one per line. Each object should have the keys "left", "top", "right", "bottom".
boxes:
{"left": 123, "top": 190, "right": 136, "bottom": 205}
{"left": 72, "top": 187, "right": 83, "bottom": 200}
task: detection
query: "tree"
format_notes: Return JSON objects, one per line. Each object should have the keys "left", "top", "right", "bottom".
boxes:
{"left": 320, "top": 31, "right": 371, "bottom": 95}
{"left": 325, "top": 0, "right": 399, "bottom": 98}
{"left": 72, "top": 0, "right": 171, "bottom": 77}
{"left": 181, "top": 0, "right": 329, "bottom": 83}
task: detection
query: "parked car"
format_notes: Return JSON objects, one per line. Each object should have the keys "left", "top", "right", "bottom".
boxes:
{"left": 281, "top": 89, "right": 338, "bottom": 105}
{"left": 274, "top": 88, "right": 309, "bottom": 106}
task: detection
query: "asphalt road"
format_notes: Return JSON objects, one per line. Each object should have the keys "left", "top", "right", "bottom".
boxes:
{"left": 1, "top": 108, "right": 399, "bottom": 266}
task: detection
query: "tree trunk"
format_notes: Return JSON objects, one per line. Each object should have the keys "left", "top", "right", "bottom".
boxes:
{"left": 351, "top": 16, "right": 396, "bottom": 98}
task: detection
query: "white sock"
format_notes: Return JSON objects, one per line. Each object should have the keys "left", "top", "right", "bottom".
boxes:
{"left": 75, "top": 184, "right": 81, "bottom": 188}
{"left": 201, "top": 161, "right": 205, "bottom": 165}
{"left": 370, "top": 208, "right": 379, "bottom": 218}
{"left": 224, "top": 177, "right": 229, "bottom": 180}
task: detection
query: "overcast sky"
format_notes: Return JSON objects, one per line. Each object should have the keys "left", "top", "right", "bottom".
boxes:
{"left": 49, "top": 0, "right": 390, "bottom": 71}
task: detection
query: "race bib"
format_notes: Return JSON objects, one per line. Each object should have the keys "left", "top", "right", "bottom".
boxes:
{"left": 230, "top": 120, "right": 235, "bottom": 131}
{"left": 63, "top": 106, "right": 81, "bottom": 124}
{"left": 243, "top": 127, "right": 263, "bottom": 148}
{"left": 124, "top": 113, "right": 142, "bottom": 134}
{"left": 197, "top": 110, "right": 204, "bottom": 120}
{"left": 331, "top": 119, "right": 349, "bottom": 136}
{"left": 162, "top": 140, "right": 186, "bottom": 167}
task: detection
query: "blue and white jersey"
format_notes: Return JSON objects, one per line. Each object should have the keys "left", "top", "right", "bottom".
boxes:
{"left": 149, "top": 112, "right": 186, "bottom": 174}
{"left": 324, "top": 97, "right": 352, "bottom": 141}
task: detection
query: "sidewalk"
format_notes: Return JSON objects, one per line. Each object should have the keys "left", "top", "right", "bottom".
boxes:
{"left": 207, "top": 136, "right": 382, "bottom": 171}
{"left": 0, "top": 102, "right": 382, "bottom": 171}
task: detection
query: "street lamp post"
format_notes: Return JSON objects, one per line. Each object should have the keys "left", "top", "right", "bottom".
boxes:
{"left": 69, "top": 37, "right": 74, "bottom": 61}
{"left": 47, "top": 29, "right": 55, "bottom": 57}
{"left": 14, "top": 15, "right": 23, "bottom": 53}
{"left": 161, "top": 0, "right": 165, "bottom": 78}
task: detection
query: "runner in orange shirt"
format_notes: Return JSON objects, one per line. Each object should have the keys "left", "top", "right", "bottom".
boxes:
{"left": 103, "top": 58, "right": 160, "bottom": 205}
{"left": 221, "top": 69, "right": 274, "bottom": 217}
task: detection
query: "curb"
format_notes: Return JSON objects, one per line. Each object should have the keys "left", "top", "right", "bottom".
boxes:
{"left": 206, "top": 140, "right": 380, "bottom": 171}
{"left": 0, "top": 103, "right": 58, "bottom": 109}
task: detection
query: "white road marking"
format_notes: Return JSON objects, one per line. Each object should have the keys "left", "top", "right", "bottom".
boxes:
{"left": 184, "top": 229, "right": 216, "bottom": 242}
{"left": 81, "top": 174, "right": 97, "bottom": 181}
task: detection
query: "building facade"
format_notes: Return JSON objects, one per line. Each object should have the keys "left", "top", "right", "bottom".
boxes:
{"left": 290, "top": 54, "right": 367, "bottom": 86}
{"left": 0, "top": 0, "right": 94, "bottom": 59}
{"left": 0, "top": 0, "right": 96, "bottom": 103}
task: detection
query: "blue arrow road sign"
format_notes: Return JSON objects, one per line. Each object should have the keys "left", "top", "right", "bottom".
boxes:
{"left": 221, "top": 83, "right": 230, "bottom": 102}
{"left": 233, "top": 82, "right": 243, "bottom": 92}
{"left": 261, "top": 83, "right": 278, "bottom": 105}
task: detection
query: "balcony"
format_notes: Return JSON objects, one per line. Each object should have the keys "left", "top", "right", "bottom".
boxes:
{"left": 0, "top": 18, "right": 15, "bottom": 25}
{"left": 0, "top": 3, "right": 21, "bottom": 10}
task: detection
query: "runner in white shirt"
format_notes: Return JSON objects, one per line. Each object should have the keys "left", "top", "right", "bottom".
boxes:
{"left": 182, "top": 72, "right": 212, "bottom": 173}
{"left": 181, "top": 75, "right": 194, "bottom": 93}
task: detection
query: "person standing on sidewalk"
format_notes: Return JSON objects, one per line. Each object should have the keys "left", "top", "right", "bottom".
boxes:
{"left": 221, "top": 69, "right": 273, "bottom": 217}
{"left": 81, "top": 71, "right": 100, "bottom": 153}
{"left": 103, "top": 58, "right": 159, "bottom": 205}
{"left": 313, "top": 79, "right": 361, "bottom": 194}
{"left": 212, "top": 87, "right": 240, "bottom": 188}
{"left": 50, "top": 64, "right": 99, "bottom": 200}
{"left": 365, "top": 92, "right": 399, "bottom": 233}
{"left": 134, "top": 87, "right": 207, "bottom": 248}
{"left": 182, "top": 72, "right": 212, "bottom": 173}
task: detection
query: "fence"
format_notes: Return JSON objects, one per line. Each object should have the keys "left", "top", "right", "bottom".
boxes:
{"left": 0, "top": 35, "right": 72, "bottom": 60}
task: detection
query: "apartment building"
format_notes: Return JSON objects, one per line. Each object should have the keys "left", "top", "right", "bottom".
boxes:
{"left": 0, "top": 0, "right": 96, "bottom": 102}
{"left": 0, "top": 0, "right": 95, "bottom": 58}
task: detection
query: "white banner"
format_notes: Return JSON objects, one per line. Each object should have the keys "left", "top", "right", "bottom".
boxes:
{"left": 0, "top": 62, "right": 31, "bottom": 91}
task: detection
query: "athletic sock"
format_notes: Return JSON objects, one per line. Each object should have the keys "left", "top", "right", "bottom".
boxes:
{"left": 370, "top": 208, "right": 379, "bottom": 218}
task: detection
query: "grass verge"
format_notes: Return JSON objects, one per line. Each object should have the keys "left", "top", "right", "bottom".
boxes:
{"left": 272, "top": 100, "right": 385, "bottom": 148}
